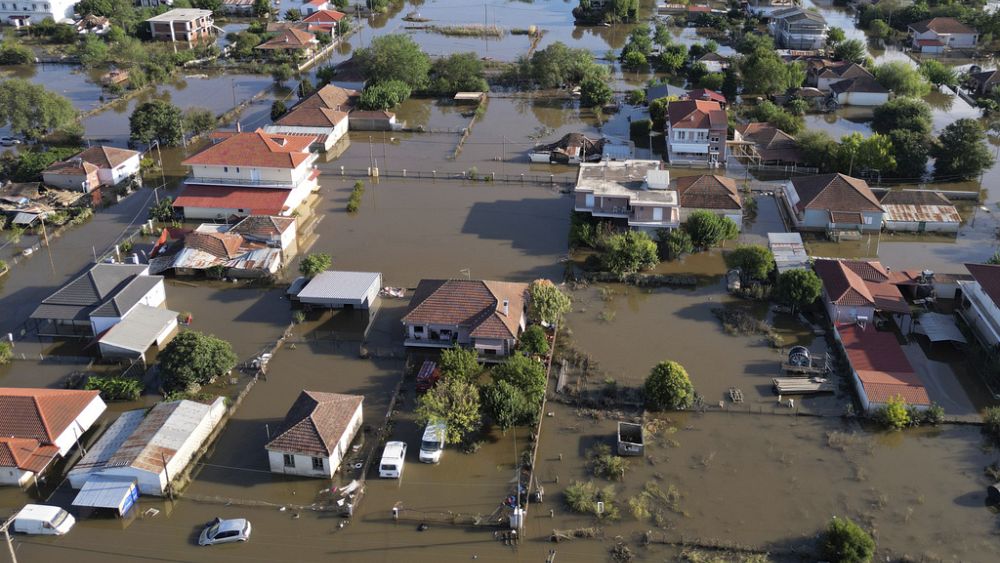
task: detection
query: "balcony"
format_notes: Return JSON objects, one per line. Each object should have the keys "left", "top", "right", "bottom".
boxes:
{"left": 185, "top": 175, "right": 296, "bottom": 188}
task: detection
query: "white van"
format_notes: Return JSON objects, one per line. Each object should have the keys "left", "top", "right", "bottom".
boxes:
{"left": 418, "top": 423, "right": 447, "bottom": 463}
{"left": 13, "top": 504, "right": 76, "bottom": 535}
{"left": 379, "top": 441, "right": 407, "bottom": 478}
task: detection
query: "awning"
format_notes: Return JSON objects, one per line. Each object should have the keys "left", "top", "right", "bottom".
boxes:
{"left": 72, "top": 476, "right": 139, "bottom": 516}
{"left": 13, "top": 211, "right": 38, "bottom": 225}
{"left": 914, "top": 312, "right": 967, "bottom": 343}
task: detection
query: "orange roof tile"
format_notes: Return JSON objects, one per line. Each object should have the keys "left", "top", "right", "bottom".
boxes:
{"left": 0, "top": 438, "right": 59, "bottom": 473}
{"left": 404, "top": 280, "right": 528, "bottom": 340}
{"left": 182, "top": 129, "right": 315, "bottom": 168}
{"left": 0, "top": 388, "right": 101, "bottom": 443}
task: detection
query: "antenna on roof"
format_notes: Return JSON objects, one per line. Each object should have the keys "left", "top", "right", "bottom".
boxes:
{"left": 459, "top": 268, "right": 471, "bottom": 280}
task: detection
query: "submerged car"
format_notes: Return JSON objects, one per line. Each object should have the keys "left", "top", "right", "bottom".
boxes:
{"left": 198, "top": 517, "right": 252, "bottom": 546}
{"left": 0, "top": 137, "right": 21, "bottom": 146}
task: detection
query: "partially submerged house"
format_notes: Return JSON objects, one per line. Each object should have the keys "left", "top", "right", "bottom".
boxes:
{"left": 957, "top": 263, "right": 1000, "bottom": 348}
{"left": 68, "top": 398, "right": 227, "bottom": 496}
{"left": 403, "top": 279, "right": 529, "bottom": 357}
{"left": 265, "top": 391, "right": 364, "bottom": 479}
{"left": 301, "top": 9, "right": 345, "bottom": 35}
{"left": 808, "top": 62, "right": 874, "bottom": 92}
{"left": 968, "top": 68, "right": 1000, "bottom": 96}
{"left": 146, "top": 9, "right": 214, "bottom": 42}
{"left": 0, "top": 388, "right": 106, "bottom": 486}
{"left": 768, "top": 7, "right": 828, "bottom": 49}
{"left": 43, "top": 146, "right": 141, "bottom": 193}
{"left": 665, "top": 99, "right": 728, "bottom": 166}
{"left": 880, "top": 190, "right": 960, "bottom": 233}
{"left": 173, "top": 129, "right": 320, "bottom": 221}
{"left": 814, "top": 259, "right": 911, "bottom": 331}
{"left": 30, "top": 263, "right": 168, "bottom": 339}
{"left": 783, "top": 173, "right": 884, "bottom": 233}
{"left": 293, "top": 270, "right": 382, "bottom": 310}
{"left": 0, "top": 181, "right": 83, "bottom": 227}
{"left": 835, "top": 323, "right": 929, "bottom": 413}
{"left": 256, "top": 28, "right": 320, "bottom": 59}
{"left": 573, "top": 160, "right": 679, "bottom": 230}
{"left": 529, "top": 133, "right": 607, "bottom": 164}
{"left": 829, "top": 76, "right": 890, "bottom": 107}
{"left": 908, "top": 17, "right": 978, "bottom": 53}
{"left": 97, "top": 304, "right": 179, "bottom": 363}
{"left": 733, "top": 122, "right": 804, "bottom": 166}
{"left": 672, "top": 174, "right": 743, "bottom": 226}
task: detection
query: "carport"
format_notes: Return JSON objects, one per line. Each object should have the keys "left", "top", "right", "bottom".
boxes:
{"left": 295, "top": 271, "right": 382, "bottom": 310}
{"left": 914, "top": 312, "right": 967, "bottom": 344}
{"left": 72, "top": 475, "right": 139, "bottom": 517}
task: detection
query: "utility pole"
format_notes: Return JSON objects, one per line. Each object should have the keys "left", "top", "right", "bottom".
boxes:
{"left": 40, "top": 216, "right": 55, "bottom": 276}
{"left": 368, "top": 135, "right": 374, "bottom": 174}
{"left": 2, "top": 513, "right": 17, "bottom": 563}
{"left": 382, "top": 131, "right": 387, "bottom": 172}
{"left": 161, "top": 452, "right": 174, "bottom": 502}
{"left": 231, "top": 79, "right": 238, "bottom": 110}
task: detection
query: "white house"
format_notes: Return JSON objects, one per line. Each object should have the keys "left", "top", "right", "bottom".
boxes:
{"left": 266, "top": 391, "right": 364, "bottom": 479}
{"left": 43, "top": 146, "right": 141, "bottom": 193}
{"left": 174, "top": 129, "right": 320, "bottom": 221}
{"left": 768, "top": 7, "right": 828, "bottom": 50}
{"left": 908, "top": 17, "right": 978, "bottom": 53}
{"left": 958, "top": 263, "right": 1000, "bottom": 349}
{"left": 665, "top": 99, "right": 728, "bottom": 166}
{"left": 69, "top": 398, "right": 227, "bottom": 496}
{"left": 829, "top": 77, "right": 890, "bottom": 107}
{"left": 0, "top": 0, "right": 77, "bottom": 25}
{"left": 0, "top": 388, "right": 106, "bottom": 486}
{"left": 573, "top": 160, "right": 680, "bottom": 231}
{"left": 673, "top": 174, "right": 743, "bottom": 226}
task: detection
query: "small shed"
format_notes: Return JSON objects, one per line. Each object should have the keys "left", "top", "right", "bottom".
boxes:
{"left": 98, "top": 304, "right": 178, "bottom": 362}
{"left": 454, "top": 92, "right": 486, "bottom": 103}
{"left": 295, "top": 270, "right": 382, "bottom": 310}
{"left": 768, "top": 232, "right": 809, "bottom": 273}
{"left": 72, "top": 475, "right": 139, "bottom": 517}
{"left": 880, "top": 190, "right": 961, "bottom": 233}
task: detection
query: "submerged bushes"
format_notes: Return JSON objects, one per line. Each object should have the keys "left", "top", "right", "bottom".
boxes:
{"left": 347, "top": 180, "right": 365, "bottom": 213}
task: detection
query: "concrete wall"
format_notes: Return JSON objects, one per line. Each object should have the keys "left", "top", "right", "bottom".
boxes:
{"left": 43, "top": 170, "right": 99, "bottom": 193}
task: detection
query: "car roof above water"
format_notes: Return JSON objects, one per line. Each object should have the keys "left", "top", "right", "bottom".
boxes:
{"left": 216, "top": 518, "right": 248, "bottom": 533}
{"left": 383, "top": 441, "right": 406, "bottom": 459}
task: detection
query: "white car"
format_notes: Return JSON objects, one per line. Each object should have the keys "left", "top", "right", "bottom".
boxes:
{"left": 0, "top": 137, "right": 21, "bottom": 146}
{"left": 198, "top": 517, "right": 252, "bottom": 546}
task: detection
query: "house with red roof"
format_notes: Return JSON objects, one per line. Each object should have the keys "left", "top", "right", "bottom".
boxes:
{"left": 957, "top": 263, "right": 1000, "bottom": 348}
{"left": 256, "top": 27, "right": 320, "bottom": 58}
{"left": 266, "top": 391, "right": 363, "bottom": 478}
{"left": 783, "top": 173, "right": 884, "bottom": 232}
{"left": 908, "top": 17, "right": 978, "bottom": 53}
{"left": 173, "top": 129, "right": 319, "bottom": 221}
{"left": 835, "top": 323, "right": 930, "bottom": 413}
{"left": 665, "top": 99, "right": 728, "bottom": 166}
{"left": 813, "top": 258, "right": 912, "bottom": 332}
{"left": 302, "top": 9, "right": 345, "bottom": 35}
{"left": 0, "top": 388, "right": 106, "bottom": 486}
{"left": 403, "top": 279, "right": 529, "bottom": 358}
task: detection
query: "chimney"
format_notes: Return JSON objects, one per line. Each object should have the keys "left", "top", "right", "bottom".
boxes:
{"left": 502, "top": 299, "right": 509, "bottom": 317}
{"left": 236, "top": 121, "right": 242, "bottom": 133}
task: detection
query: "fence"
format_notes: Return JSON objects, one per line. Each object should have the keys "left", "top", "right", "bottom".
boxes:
{"left": 332, "top": 166, "right": 577, "bottom": 187}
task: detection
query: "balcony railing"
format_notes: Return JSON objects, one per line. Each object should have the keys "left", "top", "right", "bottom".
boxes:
{"left": 185, "top": 175, "right": 296, "bottom": 188}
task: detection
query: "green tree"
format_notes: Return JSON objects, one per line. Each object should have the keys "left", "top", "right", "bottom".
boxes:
{"left": 0, "top": 342, "right": 11, "bottom": 366}
{"left": 601, "top": 230, "right": 659, "bottom": 275}
{"left": 129, "top": 100, "right": 183, "bottom": 146}
{"left": 648, "top": 96, "right": 673, "bottom": 129}
{"left": 270, "top": 100, "right": 287, "bottom": 121}
{"left": 621, "top": 50, "right": 648, "bottom": 70}
{"left": 684, "top": 210, "right": 738, "bottom": 249}
{"left": 869, "top": 19, "right": 891, "bottom": 39}
{"left": 358, "top": 80, "right": 411, "bottom": 110}
{"left": 643, "top": 360, "right": 694, "bottom": 410}
{"left": 874, "top": 61, "right": 931, "bottom": 97}
{"left": 931, "top": 119, "right": 994, "bottom": 180}
{"left": 519, "top": 325, "right": 550, "bottom": 357}
{"left": 774, "top": 269, "right": 822, "bottom": 313}
{"left": 492, "top": 352, "right": 547, "bottom": 405}
{"left": 298, "top": 77, "right": 316, "bottom": 98}
{"left": 159, "top": 331, "right": 237, "bottom": 393}
{"left": 826, "top": 26, "right": 846, "bottom": 45}
{"left": 415, "top": 378, "right": 481, "bottom": 443}
{"left": 836, "top": 132, "right": 895, "bottom": 175}
{"left": 871, "top": 97, "right": 932, "bottom": 136}
{"left": 298, "top": 253, "right": 332, "bottom": 278}
{"left": 77, "top": 34, "right": 110, "bottom": 67}
{"left": 740, "top": 48, "right": 804, "bottom": 94}
{"left": 657, "top": 228, "right": 693, "bottom": 261}
{"left": 438, "top": 345, "right": 481, "bottom": 383}
{"left": 481, "top": 379, "right": 533, "bottom": 431}
{"left": 983, "top": 406, "right": 1000, "bottom": 448}
{"left": 832, "top": 39, "right": 866, "bottom": 64}
{"left": 797, "top": 130, "right": 837, "bottom": 171}
{"left": 919, "top": 59, "right": 957, "bottom": 87}
{"left": 253, "top": 0, "right": 271, "bottom": 17}
{"left": 0, "top": 39, "right": 34, "bottom": 65}
{"left": 724, "top": 244, "right": 774, "bottom": 286}
{"left": 428, "top": 52, "right": 488, "bottom": 95}
{"left": 271, "top": 64, "right": 294, "bottom": 85}
{"left": 284, "top": 8, "right": 302, "bottom": 20}
{"left": 525, "top": 42, "right": 602, "bottom": 88}
{"left": 0, "top": 79, "right": 77, "bottom": 141}
{"left": 821, "top": 517, "right": 876, "bottom": 563}
{"left": 721, "top": 67, "right": 740, "bottom": 101}
{"left": 182, "top": 107, "right": 216, "bottom": 136}
{"left": 876, "top": 394, "right": 911, "bottom": 430}
{"left": 657, "top": 45, "right": 686, "bottom": 74}
{"left": 747, "top": 100, "right": 803, "bottom": 134}
{"left": 148, "top": 197, "right": 175, "bottom": 222}
{"left": 355, "top": 34, "right": 431, "bottom": 90}
{"left": 698, "top": 73, "right": 724, "bottom": 91}
{"left": 580, "top": 75, "right": 614, "bottom": 107}
{"left": 887, "top": 129, "right": 930, "bottom": 179}
{"left": 528, "top": 279, "right": 572, "bottom": 326}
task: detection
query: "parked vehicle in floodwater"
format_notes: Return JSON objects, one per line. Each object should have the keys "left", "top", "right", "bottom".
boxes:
{"left": 13, "top": 505, "right": 75, "bottom": 535}
{"left": 419, "top": 422, "right": 447, "bottom": 463}
{"left": 415, "top": 360, "right": 440, "bottom": 392}
{"left": 198, "top": 517, "right": 252, "bottom": 546}
{"left": 617, "top": 422, "right": 644, "bottom": 456}
{"left": 379, "top": 441, "right": 407, "bottom": 478}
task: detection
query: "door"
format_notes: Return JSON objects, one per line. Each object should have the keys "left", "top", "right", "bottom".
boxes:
{"left": 585, "top": 194, "right": 594, "bottom": 208}
{"left": 652, "top": 208, "right": 663, "bottom": 222}
{"left": 250, "top": 168, "right": 261, "bottom": 182}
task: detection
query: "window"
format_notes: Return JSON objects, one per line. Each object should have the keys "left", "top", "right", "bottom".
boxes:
{"left": 312, "top": 457, "right": 324, "bottom": 470}
{"left": 710, "top": 137, "right": 719, "bottom": 143}
{"left": 413, "top": 325, "right": 424, "bottom": 334}
{"left": 283, "top": 454, "right": 295, "bottom": 467}
{"left": 864, "top": 216, "right": 873, "bottom": 225}
{"left": 676, "top": 131, "right": 685, "bottom": 140}
{"left": 223, "top": 166, "right": 228, "bottom": 172}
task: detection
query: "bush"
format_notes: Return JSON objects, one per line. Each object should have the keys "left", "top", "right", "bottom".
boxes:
{"left": 346, "top": 180, "right": 364, "bottom": 213}
{"left": 821, "top": 517, "right": 875, "bottom": 563}
{"left": 600, "top": 230, "right": 659, "bottom": 276}
{"left": 358, "top": 80, "right": 411, "bottom": 110}
{"left": 0, "top": 341, "right": 11, "bottom": 365}
{"left": 416, "top": 378, "right": 481, "bottom": 443}
{"left": 298, "top": 253, "right": 332, "bottom": 278}
{"left": 657, "top": 228, "right": 693, "bottom": 261}
{"left": 492, "top": 352, "right": 547, "bottom": 406}
{"left": 580, "top": 75, "right": 614, "bottom": 107}
{"left": 875, "top": 394, "right": 910, "bottom": 430}
{"left": 439, "top": 345, "right": 481, "bottom": 382}
{"left": 774, "top": 269, "right": 822, "bottom": 313}
{"left": 564, "top": 480, "right": 620, "bottom": 519}
{"left": 643, "top": 360, "right": 695, "bottom": 410}
{"left": 481, "top": 379, "right": 534, "bottom": 431}
{"left": 158, "top": 331, "right": 237, "bottom": 393}
{"left": 84, "top": 375, "right": 143, "bottom": 401}
{"left": 684, "top": 210, "right": 738, "bottom": 249}
{"left": 589, "top": 443, "right": 629, "bottom": 481}
{"left": 983, "top": 406, "right": 1000, "bottom": 447}
{"left": 0, "top": 40, "right": 34, "bottom": 65}
{"left": 519, "top": 325, "right": 550, "bottom": 357}
{"left": 724, "top": 244, "right": 774, "bottom": 287}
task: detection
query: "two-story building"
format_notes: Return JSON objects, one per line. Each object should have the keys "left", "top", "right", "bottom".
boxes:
{"left": 173, "top": 129, "right": 320, "bottom": 221}
{"left": 783, "top": 173, "right": 884, "bottom": 233}
{"left": 957, "top": 263, "right": 1000, "bottom": 349}
{"left": 265, "top": 85, "right": 356, "bottom": 152}
{"left": 908, "top": 17, "right": 978, "bottom": 53}
{"left": 673, "top": 174, "right": 743, "bottom": 226}
{"left": 573, "top": 160, "right": 680, "bottom": 231}
{"left": 665, "top": 99, "right": 728, "bottom": 166}
{"left": 42, "top": 146, "right": 140, "bottom": 193}
{"left": 146, "top": 9, "right": 214, "bottom": 43}
{"left": 403, "top": 279, "right": 528, "bottom": 358}
{"left": 0, "top": 0, "right": 76, "bottom": 26}
{"left": 768, "top": 7, "right": 828, "bottom": 50}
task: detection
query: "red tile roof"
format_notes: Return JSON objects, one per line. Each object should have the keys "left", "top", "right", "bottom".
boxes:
{"left": 302, "top": 9, "right": 344, "bottom": 22}
{"left": 965, "top": 263, "right": 1000, "bottom": 310}
{"left": 667, "top": 99, "right": 727, "bottom": 129}
{"left": 791, "top": 173, "right": 882, "bottom": 214}
{"left": 266, "top": 391, "right": 363, "bottom": 457}
{"left": 673, "top": 174, "right": 741, "bottom": 210}
{"left": 257, "top": 27, "right": 318, "bottom": 50}
{"left": 230, "top": 215, "right": 296, "bottom": 237}
{"left": 909, "top": 17, "right": 976, "bottom": 35}
{"left": 814, "top": 259, "right": 908, "bottom": 313}
{"left": 687, "top": 88, "right": 726, "bottom": 104}
{"left": 184, "top": 231, "right": 244, "bottom": 259}
{"left": 0, "top": 438, "right": 59, "bottom": 473}
{"left": 404, "top": 279, "right": 528, "bottom": 340}
{"left": 182, "top": 129, "right": 315, "bottom": 168}
{"left": 837, "top": 324, "right": 929, "bottom": 406}
{"left": 299, "top": 84, "right": 360, "bottom": 111}
{"left": 276, "top": 106, "right": 348, "bottom": 127}
{"left": 173, "top": 185, "right": 294, "bottom": 216}
{"left": 0, "top": 388, "right": 101, "bottom": 443}
{"left": 77, "top": 145, "right": 140, "bottom": 169}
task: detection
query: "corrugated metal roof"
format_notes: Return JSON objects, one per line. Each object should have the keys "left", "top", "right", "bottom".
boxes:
{"left": 298, "top": 271, "right": 381, "bottom": 302}
{"left": 72, "top": 475, "right": 137, "bottom": 511}
{"left": 882, "top": 204, "right": 961, "bottom": 224}
{"left": 768, "top": 232, "right": 809, "bottom": 273}
{"left": 99, "top": 305, "right": 178, "bottom": 354}
{"left": 104, "top": 399, "right": 223, "bottom": 474}
{"left": 68, "top": 409, "right": 147, "bottom": 481}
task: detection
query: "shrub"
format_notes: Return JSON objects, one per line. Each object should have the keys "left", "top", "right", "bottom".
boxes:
{"left": 439, "top": 345, "right": 481, "bottom": 382}
{"left": 415, "top": 378, "right": 481, "bottom": 443}
{"left": 821, "top": 517, "right": 875, "bottom": 563}
{"left": 983, "top": 406, "right": 1000, "bottom": 447}
{"left": 358, "top": 80, "right": 411, "bottom": 110}
{"left": 600, "top": 230, "right": 659, "bottom": 276}
{"left": 657, "top": 228, "right": 693, "bottom": 261}
{"left": 589, "top": 443, "right": 629, "bottom": 481}
{"left": 347, "top": 180, "right": 364, "bottom": 212}
{"left": 875, "top": 394, "right": 910, "bottom": 430}
{"left": 520, "top": 325, "right": 550, "bottom": 356}
{"left": 564, "top": 480, "right": 620, "bottom": 519}
{"left": 0, "top": 341, "right": 11, "bottom": 365}
{"left": 492, "top": 352, "right": 547, "bottom": 406}
{"left": 528, "top": 279, "right": 572, "bottom": 325}
{"left": 643, "top": 360, "right": 695, "bottom": 410}
{"left": 84, "top": 375, "right": 143, "bottom": 401}
{"left": 299, "top": 253, "right": 332, "bottom": 278}
{"left": 481, "top": 379, "right": 533, "bottom": 431}
{"left": 684, "top": 210, "right": 738, "bottom": 249}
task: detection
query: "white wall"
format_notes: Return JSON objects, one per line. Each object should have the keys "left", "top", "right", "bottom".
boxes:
{"left": 837, "top": 92, "right": 890, "bottom": 107}
{"left": 52, "top": 395, "right": 107, "bottom": 456}
{"left": 90, "top": 278, "right": 165, "bottom": 335}
{"left": 97, "top": 154, "right": 141, "bottom": 186}
{"left": 0, "top": 467, "right": 33, "bottom": 486}
{"left": 0, "top": 0, "right": 77, "bottom": 24}
{"left": 267, "top": 401, "right": 363, "bottom": 478}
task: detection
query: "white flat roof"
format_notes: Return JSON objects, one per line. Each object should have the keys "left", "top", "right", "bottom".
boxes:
{"left": 99, "top": 305, "right": 178, "bottom": 354}
{"left": 298, "top": 271, "right": 381, "bottom": 302}
{"left": 576, "top": 160, "right": 677, "bottom": 205}
{"left": 146, "top": 9, "right": 212, "bottom": 22}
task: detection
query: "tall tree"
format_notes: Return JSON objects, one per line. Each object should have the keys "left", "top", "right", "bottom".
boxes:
{"left": 354, "top": 34, "right": 431, "bottom": 90}
{"left": 482, "top": 379, "right": 533, "bottom": 431}
{"left": 832, "top": 39, "right": 866, "bottom": 64}
{"left": 931, "top": 118, "right": 995, "bottom": 180}
{"left": 415, "top": 379, "right": 481, "bottom": 443}
{"left": 643, "top": 360, "right": 695, "bottom": 410}
{"left": 491, "top": 352, "right": 547, "bottom": 405}
{"left": 528, "top": 279, "right": 572, "bottom": 326}
{"left": 438, "top": 345, "right": 481, "bottom": 383}
{"left": 600, "top": 230, "right": 659, "bottom": 275}
{"left": 874, "top": 61, "right": 931, "bottom": 97}
{"left": 129, "top": 100, "right": 183, "bottom": 145}
{"left": 159, "top": 331, "right": 237, "bottom": 392}
{"left": 774, "top": 269, "right": 822, "bottom": 313}
{"left": 887, "top": 129, "right": 930, "bottom": 179}
{"left": 872, "top": 97, "right": 932, "bottom": 136}
{"left": 0, "top": 79, "right": 77, "bottom": 140}
{"left": 684, "top": 210, "right": 738, "bottom": 249}
{"left": 836, "top": 132, "right": 896, "bottom": 175}
{"left": 428, "top": 52, "right": 487, "bottom": 95}
{"left": 723, "top": 244, "right": 774, "bottom": 286}
{"left": 740, "top": 48, "right": 804, "bottom": 94}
